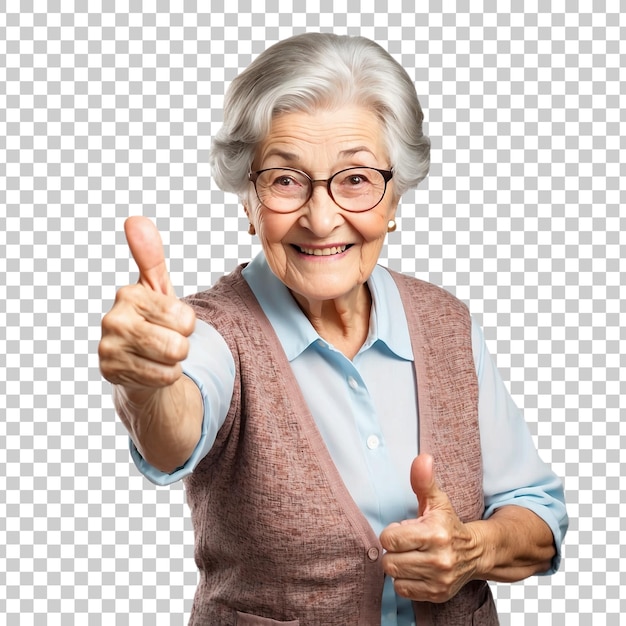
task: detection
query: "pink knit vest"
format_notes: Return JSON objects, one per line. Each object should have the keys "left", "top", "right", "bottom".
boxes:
{"left": 183, "top": 266, "right": 498, "bottom": 625}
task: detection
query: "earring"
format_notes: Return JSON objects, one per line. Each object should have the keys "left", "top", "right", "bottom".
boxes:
{"left": 387, "top": 219, "right": 397, "bottom": 233}
{"left": 248, "top": 223, "right": 256, "bottom": 236}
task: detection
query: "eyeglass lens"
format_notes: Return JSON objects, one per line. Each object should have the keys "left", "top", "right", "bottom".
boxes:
{"left": 254, "top": 167, "right": 388, "bottom": 212}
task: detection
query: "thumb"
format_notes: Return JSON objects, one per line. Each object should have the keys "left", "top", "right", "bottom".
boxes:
{"left": 124, "top": 216, "right": 174, "bottom": 295}
{"left": 410, "top": 453, "right": 447, "bottom": 517}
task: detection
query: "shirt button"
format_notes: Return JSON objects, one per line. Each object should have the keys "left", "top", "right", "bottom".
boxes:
{"left": 367, "top": 547, "right": 380, "bottom": 561}
{"left": 366, "top": 435, "right": 380, "bottom": 450}
{"left": 347, "top": 376, "right": 359, "bottom": 390}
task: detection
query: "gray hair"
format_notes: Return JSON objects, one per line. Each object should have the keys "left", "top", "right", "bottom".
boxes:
{"left": 210, "top": 32, "right": 430, "bottom": 199}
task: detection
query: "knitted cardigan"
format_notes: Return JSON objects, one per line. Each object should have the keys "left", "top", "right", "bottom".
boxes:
{"left": 183, "top": 265, "right": 499, "bottom": 626}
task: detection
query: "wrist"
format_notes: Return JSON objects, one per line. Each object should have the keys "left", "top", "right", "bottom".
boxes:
{"left": 466, "top": 520, "right": 497, "bottom": 581}
{"left": 113, "top": 384, "right": 165, "bottom": 434}
{"left": 115, "top": 376, "right": 202, "bottom": 473}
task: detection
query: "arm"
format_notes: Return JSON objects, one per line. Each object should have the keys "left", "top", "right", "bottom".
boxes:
{"left": 469, "top": 506, "right": 555, "bottom": 583}
{"left": 380, "top": 456, "right": 557, "bottom": 603}
{"left": 474, "top": 317, "right": 568, "bottom": 575}
{"left": 113, "top": 375, "right": 203, "bottom": 474}
{"left": 128, "top": 320, "right": 236, "bottom": 484}
{"left": 380, "top": 319, "right": 567, "bottom": 602}
{"left": 99, "top": 216, "right": 202, "bottom": 474}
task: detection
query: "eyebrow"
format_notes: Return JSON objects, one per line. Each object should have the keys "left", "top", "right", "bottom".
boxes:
{"left": 338, "top": 146, "right": 377, "bottom": 159}
{"left": 262, "top": 146, "right": 377, "bottom": 162}
{"left": 263, "top": 149, "right": 300, "bottom": 161}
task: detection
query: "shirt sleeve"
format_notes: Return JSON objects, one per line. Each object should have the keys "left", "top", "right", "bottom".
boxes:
{"left": 473, "top": 318, "right": 569, "bottom": 574}
{"left": 130, "top": 319, "right": 236, "bottom": 486}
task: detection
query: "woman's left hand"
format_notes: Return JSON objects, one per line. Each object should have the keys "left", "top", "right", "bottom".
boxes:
{"left": 379, "top": 454, "right": 484, "bottom": 603}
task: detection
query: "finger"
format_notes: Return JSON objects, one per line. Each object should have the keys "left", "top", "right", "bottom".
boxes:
{"left": 410, "top": 453, "right": 447, "bottom": 516}
{"left": 118, "top": 285, "right": 195, "bottom": 336}
{"left": 383, "top": 553, "right": 459, "bottom": 604}
{"left": 392, "top": 577, "right": 430, "bottom": 602}
{"left": 104, "top": 351, "right": 185, "bottom": 389}
{"left": 392, "top": 576, "right": 452, "bottom": 604}
{"left": 124, "top": 216, "right": 174, "bottom": 296}
{"left": 102, "top": 301, "right": 191, "bottom": 364}
{"left": 128, "top": 318, "right": 191, "bottom": 365}
{"left": 100, "top": 302, "right": 194, "bottom": 391}
{"left": 100, "top": 318, "right": 188, "bottom": 388}
{"left": 382, "top": 548, "right": 435, "bottom": 582}
{"left": 380, "top": 517, "right": 430, "bottom": 553}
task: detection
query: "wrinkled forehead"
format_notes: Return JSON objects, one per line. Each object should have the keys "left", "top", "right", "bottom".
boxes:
{"left": 253, "top": 106, "right": 390, "bottom": 170}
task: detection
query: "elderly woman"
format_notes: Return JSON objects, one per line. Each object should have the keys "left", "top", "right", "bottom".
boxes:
{"left": 100, "top": 33, "right": 567, "bottom": 626}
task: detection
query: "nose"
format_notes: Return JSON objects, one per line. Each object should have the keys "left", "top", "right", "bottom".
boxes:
{"left": 298, "top": 183, "right": 343, "bottom": 236}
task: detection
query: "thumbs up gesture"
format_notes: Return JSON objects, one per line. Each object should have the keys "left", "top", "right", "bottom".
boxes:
{"left": 99, "top": 216, "right": 196, "bottom": 392}
{"left": 380, "top": 454, "right": 483, "bottom": 603}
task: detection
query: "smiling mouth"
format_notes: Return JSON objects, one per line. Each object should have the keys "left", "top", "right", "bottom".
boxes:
{"left": 294, "top": 244, "right": 352, "bottom": 256}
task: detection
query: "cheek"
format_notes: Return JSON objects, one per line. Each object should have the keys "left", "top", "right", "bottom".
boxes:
{"left": 353, "top": 212, "right": 390, "bottom": 243}
{"left": 255, "top": 210, "right": 296, "bottom": 244}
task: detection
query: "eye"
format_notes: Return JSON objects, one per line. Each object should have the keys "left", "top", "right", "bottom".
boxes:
{"left": 347, "top": 174, "right": 366, "bottom": 185}
{"left": 274, "top": 175, "right": 298, "bottom": 187}
{"left": 336, "top": 170, "right": 373, "bottom": 187}
{"left": 264, "top": 170, "right": 308, "bottom": 189}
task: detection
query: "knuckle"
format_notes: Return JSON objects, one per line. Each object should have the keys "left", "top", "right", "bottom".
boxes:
{"left": 380, "top": 531, "right": 399, "bottom": 553}
{"left": 100, "top": 310, "right": 120, "bottom": 339}
{"left": 438, "top": 552, "right": 456, "bottom": 573}
{"left": 136, "top": 327, "right": 187, "bottom": 364}
{"left": 114, "top": 284, "right": 137, "bottom": 303}
{"left": 393, "top": 578, "right": 413, "bottom": 600}
{"left": 102, "top": 297, "right": 136, "bottom": 336}
{"left": 100, "top": 310, "right": 117, "bottom": 334}
{"left": 424, "top": 544, "right": 455, "bottom": 574}
{"left": 165, "top": 331, "right": 189, "bottom": 362}
{"left": 153, "top": 363, "right": 182, "bottom": 388}
{"left": 177, "top": 302, "right": 196, "bottom": 335}
{"left": 392, "top": 578, "right": 404, "bottom": 596}
{"left": 97, "top": 334, "right": 111, "bottom": 358}
{"left": 431, "top": 589, "right": 450, "bottom": 604}
{"left": 431, "top": 526, "right": 451, "bottom": 547}
{"left": 381, "top": 556, "right": 399, "bottom": 580}
{"left": 98, "top": 333, "right": 124, "bottom": 369}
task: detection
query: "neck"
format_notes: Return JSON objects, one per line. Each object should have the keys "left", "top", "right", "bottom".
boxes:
{"left": 291, "top": 284, "right": 372, "bottom": 360}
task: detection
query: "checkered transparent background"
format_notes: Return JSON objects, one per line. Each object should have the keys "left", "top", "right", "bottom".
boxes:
{"left": 1, "top": 2, "right": 624, "bottom": 624}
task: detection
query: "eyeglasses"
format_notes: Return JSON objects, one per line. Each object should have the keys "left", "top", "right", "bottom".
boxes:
{"left": 248, "top": 166, "right": 394, "bottom": 213}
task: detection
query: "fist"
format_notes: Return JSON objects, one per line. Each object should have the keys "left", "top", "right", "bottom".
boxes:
{"left": 99, "top": 216, "right": 196, "bottom": 390}
{"left": 380, "top": 455, "right": 480, "bottom": 603}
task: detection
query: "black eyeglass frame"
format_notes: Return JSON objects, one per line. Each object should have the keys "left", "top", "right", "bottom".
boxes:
{"left": 248, "top": 166, "right": 394, "bottom": 213}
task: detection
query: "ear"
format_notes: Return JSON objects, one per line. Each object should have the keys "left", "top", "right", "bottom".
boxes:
{"left": 242, "top": 200, "right": 257, "bottom": 236}
{"left": 387, "top": 200, "right": 399, "bottom": 225}
{"left": 242, "top": 200, "right": 250, "bottom": 219}
{"left": 388, "top": 193, "right": 400, "bottom": 217}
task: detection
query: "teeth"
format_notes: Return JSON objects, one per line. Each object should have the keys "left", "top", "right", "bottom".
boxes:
{"left": 299, "top": 245, "right": 348, "bottom": 256}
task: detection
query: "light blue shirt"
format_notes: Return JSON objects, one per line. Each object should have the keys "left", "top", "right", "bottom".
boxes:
{"left": 130, "top": 252, "right": 568, "bottom": 626}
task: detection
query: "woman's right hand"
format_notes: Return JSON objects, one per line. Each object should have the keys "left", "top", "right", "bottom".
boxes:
{"left": 99, "top": 216, "right": 196, "bottom": 394}
{"left": 99, "top": 217, "right": 201, "bottom": 472}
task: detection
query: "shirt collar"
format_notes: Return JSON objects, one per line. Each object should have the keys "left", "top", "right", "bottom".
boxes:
{"left": 242, "top": 251, "right": 413, "bottom": 362}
